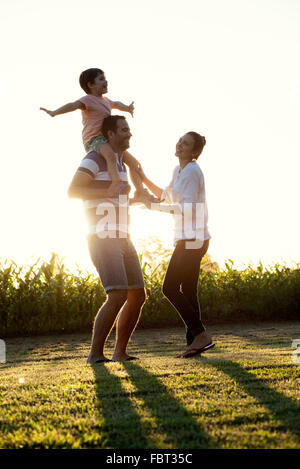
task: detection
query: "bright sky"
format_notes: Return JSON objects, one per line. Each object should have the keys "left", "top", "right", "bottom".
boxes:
{"left": 0, "top": 0, "right": 300, "bottom": 270}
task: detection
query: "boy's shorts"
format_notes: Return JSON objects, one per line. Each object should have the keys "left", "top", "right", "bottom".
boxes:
{"left": 87, "top": 235, "right": 145, "bottom": 292}
{"left": 84, "top": 134, "right": 108, "bottom": 153}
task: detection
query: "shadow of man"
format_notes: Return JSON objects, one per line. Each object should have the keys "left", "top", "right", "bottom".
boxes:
{"left": 123, "top": 361, "right": 218, "bottom": 449}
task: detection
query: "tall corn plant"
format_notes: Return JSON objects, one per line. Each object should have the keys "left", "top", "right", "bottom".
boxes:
{"left": 0, "top": 253, "right": 299, "bottom": 337}
{"left": 0, "top": 254, "right": 106, "bottom": 336}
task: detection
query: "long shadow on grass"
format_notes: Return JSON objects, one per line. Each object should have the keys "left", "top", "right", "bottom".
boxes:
{"left": 226, "top": 330, "right": 298, "bottom": 349}
{"left": 123, "top": 361, "right": 218, "bottom": 449}
{"left": 222, "top": 322, "right": 300, "bottom": 350}
{"left": 92, "top": 364, "right": 152, "bottom": 449}
{"left": 5, "top": 334, "right": 89, "bottom": 365}
{"left": 206, "top": 359, "right": 300, "bottom": 439}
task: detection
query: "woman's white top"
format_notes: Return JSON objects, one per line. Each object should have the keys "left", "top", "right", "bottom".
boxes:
{"left": 160, "top": 161, "right": 211, "bottom": 245}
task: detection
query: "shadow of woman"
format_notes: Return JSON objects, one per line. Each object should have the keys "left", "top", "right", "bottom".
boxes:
{"left": 205, "top": 358, "right": 300, "bottom": 440}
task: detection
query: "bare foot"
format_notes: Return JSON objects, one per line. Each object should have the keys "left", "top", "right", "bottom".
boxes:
{"left": 87, "top": 354, "right": 110, "bottom": 364}
{"left": 112, "top": 353, "right": 139, "bottom": 362}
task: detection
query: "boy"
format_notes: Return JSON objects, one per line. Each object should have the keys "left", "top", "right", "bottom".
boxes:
{"left": 41, "top": 68, "right": 151, "bottom": 201}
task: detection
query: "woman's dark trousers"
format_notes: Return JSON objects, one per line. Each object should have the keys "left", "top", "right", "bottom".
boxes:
{"left": 162, "top": 239, "right": 209, "bottom": 346}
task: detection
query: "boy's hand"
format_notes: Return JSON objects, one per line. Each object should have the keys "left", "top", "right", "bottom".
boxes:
{"left": 40, "top": 107, "right": 55, "bottom": 117}
{"left": 128, "top": 101, "right": 134, "bottom": 117}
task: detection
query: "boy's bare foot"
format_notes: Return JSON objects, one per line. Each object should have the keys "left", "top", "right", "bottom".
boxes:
{"left": 117, "top": 183, "right": 131, "bottom": 196}
{"left": 108, "top": 182, "right": 131, "bottom": 198}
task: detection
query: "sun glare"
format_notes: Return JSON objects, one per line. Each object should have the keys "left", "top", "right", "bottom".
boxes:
{"left": 0, "top": 0, "right": 299, "bottom": 269}
{"left": 130, "top": 206, "right": 174, "bottom": 249}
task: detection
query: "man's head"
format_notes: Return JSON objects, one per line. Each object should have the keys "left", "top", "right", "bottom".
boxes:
{"left": 79, "top": 68, "right": 107, "bottom": 95}
{"left": 102, "top": 116, "right": 132, "bottom": 153}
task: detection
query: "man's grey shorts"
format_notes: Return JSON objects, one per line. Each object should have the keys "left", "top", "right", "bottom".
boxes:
{"left": 87, "top": 235, "right": 145, "bottom": 292}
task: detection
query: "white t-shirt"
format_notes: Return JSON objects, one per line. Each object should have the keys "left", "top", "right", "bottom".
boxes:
{"left": 160, "top": 161, "right": 211, "bottom": 244}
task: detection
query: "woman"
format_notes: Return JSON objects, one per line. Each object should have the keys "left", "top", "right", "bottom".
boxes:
{"left": 139, "top": 131, "right": 214, "bottom": 358}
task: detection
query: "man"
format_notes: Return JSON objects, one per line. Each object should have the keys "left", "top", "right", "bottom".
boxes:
{"left": 68, "top": 115, "right": 146, "bottom": 363}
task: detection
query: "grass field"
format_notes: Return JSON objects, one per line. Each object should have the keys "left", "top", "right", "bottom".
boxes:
{"left": 1, "top": 322, "right": 300, "bottom": 449}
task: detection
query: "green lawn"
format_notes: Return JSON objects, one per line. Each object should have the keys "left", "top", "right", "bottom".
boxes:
{"left": 1, "top": 322, "right": 300, "bottom": 449}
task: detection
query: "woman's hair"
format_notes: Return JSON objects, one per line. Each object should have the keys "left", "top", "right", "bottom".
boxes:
{"left": 79, "top": 68, "right": 104, "bottom": 94}
{"left": 187, "top": 131, "right": 206, "bottom": 159}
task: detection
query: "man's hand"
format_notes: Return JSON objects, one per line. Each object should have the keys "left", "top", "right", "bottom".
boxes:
{"left": 128, "top": 101, "right": 134, "bottom": 117}
{"left": 40, "top": 107, "right": 55, "bottom": 117}
{"left": 107, "top": 181, "right": 124, "bottom": 198}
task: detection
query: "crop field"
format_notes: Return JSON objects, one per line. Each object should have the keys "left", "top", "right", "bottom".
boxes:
{"left": 1, "top": 251, "right": 299, "bottom": 336}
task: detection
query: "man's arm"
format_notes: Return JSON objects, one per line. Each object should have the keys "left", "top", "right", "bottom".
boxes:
{"left": 68, "top": 171, "right": 119, "bottom": 199}
{"left": 40, "top": 100, "right": 85, "bottom": 117}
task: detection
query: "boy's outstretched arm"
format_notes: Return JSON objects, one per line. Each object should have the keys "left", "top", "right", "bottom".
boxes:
{"left": 40, "top": 100, "right": 85, "bottom": 117}
{"left": 109, "top": 100, "right": 134, "bottom": 116}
